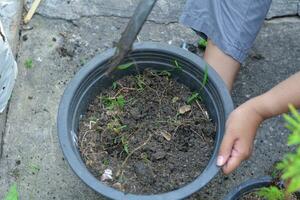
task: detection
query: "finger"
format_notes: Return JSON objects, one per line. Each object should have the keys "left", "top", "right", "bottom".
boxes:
{"left": 222, "top": 147, "right": 248, "bottom": 174}
{"left": 217, "top": 130, "right": 236, "bottom": 166}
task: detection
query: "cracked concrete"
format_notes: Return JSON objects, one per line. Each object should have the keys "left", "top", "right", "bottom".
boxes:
{"left": 25, "top": 0, "right": 184, "bottom": 24}
{"left": 0, "top": 0, "right": 300, "bottom": 199}
{"left": 267, "top": 0, "right": 300, "bottom": 19}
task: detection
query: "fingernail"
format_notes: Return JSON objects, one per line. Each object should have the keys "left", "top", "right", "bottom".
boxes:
{"left": 217, "top": 156, "right": 224, "bottom": 166}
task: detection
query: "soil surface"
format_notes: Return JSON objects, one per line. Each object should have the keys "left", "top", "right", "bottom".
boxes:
{"left": 78, "top": 69, "right": 216, "bottom": 194}
{"left": 240, "top": 191, "right": 263, "bottom": 200}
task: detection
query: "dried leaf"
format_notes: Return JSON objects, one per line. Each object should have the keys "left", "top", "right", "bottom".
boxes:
{"left": 161, "top": 130, "right": 172, "bottom": 141}
{"left": 172, "top": 97, "right": 179, "bottom": 103}
{"left": 179, "top": 105, "right": 191, "bottom": 114}
{"left": 112, "top": 182, "right": 124, "bottom": 191}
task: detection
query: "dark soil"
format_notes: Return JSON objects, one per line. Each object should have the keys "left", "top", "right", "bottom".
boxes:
{"left": 240, "top": 191, "right": 263, "bottom": 200}
{"left": 78, "top": 69, "right": 216, "bottom": 194}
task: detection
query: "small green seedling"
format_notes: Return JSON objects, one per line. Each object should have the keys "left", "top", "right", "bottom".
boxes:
{"left": 112, "top": 82, "right": 118, "bottom": 90}
{"left": 187, "top": 92, "right": 202, "bottom": 104}
{"left": 174, "top": 60, "right": 182, "bottom": 71}
{"left": 117, "top": 63, "right": 134, "bottom": 70}
{"left": 201, "top": 65, "right": 209, "bottom": 90}
{"left": 121, "top": 135, "right": 129, "bottom": 154}
{"left": 157, "top": 70, "right": 172, "bottom": 77}
{"left": 103, "top": 95, "right": 126, "bottom": 110}
{"left": 136, "top": 75, "right": 146, "bottom": 90}
{"left": 4, "top": 183, "right": 18, "bottom": 200}
{"left": 141, "top": 152, "right": 150, "bottom": 164}
{"left": 257, "top": 105, "right": 300, "bottom": 200}
{"left": 107, "top": 119, "right": 127, "bottom": 134}
{"left": 25, "top": 58, "right": 33, "bottom": 69}
{"left": 103, "top": 159, "right": 109, "bottom": 166}
{"left": 187, "top": 65, "right": 209, "bottom": 104}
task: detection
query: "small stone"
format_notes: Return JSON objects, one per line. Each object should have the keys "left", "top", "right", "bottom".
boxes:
{"left": 22, "top": 35, "right": 28, "bottom": 41}
{"left": 15, "top": 160, "right": 21, "bottom": 165}
{"left": 152, "top": 151, "right": 166, "bottom": 160}
{"left": 179, "top": 105, "right": 191, "bottom": 114}
{"left": 101, "top": 169, "right": 113, "bottom": 182}
{"left": 160, "top": 130, "right": 172, "bottom": 141}
{"left": 22, "top": 25, "right": 33, "bottom": 31}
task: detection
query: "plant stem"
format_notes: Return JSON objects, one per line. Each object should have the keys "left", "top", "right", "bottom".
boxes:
{"left": 116, "top": 134, "right": 152, "bottom": 177}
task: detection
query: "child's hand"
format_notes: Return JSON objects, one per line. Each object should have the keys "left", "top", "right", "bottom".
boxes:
{"left": 217, "top": 100, "right": 265, "bottom": 174}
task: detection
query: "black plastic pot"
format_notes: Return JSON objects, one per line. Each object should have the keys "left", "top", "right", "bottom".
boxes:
{"left": 223, "top": 176, "right": 274, "bottom": 200}
{"left": 57, "top": 42, "right": 234, "bottom": 200}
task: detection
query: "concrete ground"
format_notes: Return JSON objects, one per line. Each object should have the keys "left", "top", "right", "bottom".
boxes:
{"left": 0, "top": 0, "right": 299, "bottom": 199}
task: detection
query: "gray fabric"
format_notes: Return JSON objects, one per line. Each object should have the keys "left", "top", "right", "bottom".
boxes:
{"left": 0, "top": 20, "right": 17, "bottom": 112}
{"left": 180, "top": 0, "right": 272, "bottom": 63}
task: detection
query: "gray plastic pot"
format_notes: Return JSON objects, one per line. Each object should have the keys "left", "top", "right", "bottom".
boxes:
{"left": 57, "top": 42, "right": 234, "bottom": 200}
{"left": 223, "top": 176, "right": 274, "bottom": 200}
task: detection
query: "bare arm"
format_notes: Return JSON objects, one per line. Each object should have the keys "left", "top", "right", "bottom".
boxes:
{"left": 218, "top": 71, "right": 300, "bottom": 174}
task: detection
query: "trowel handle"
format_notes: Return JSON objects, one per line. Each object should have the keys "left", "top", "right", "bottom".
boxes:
{"left": 118, "top": 0, "right": 157, "bottom": 50}
{"left": 105, "top": 0, "right": 158, "bottom": 75}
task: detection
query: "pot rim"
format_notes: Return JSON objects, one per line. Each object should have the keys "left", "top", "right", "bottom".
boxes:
{"left": 57, "top": 42, "right": 234, "bottom": 200}
{"left": 223, "top": 176, "right": 273, "bottom": 200}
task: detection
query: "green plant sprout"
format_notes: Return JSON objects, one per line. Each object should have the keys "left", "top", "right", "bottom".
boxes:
{"left": 140, "top": 152, "right": 150, "bottom": 164}
{"left": 112, "top": 82, "right": 118, "bottom": 90}
{"left": 4, "top": 183, "right": 18, "bottom": 200}
{"left": 257, "top": 104, "right": 300, "bottom": 200}
{"left": 102, "top": 95, "right": 126, "bottom": 110}
{"left": 201, "top": 64, "right": 209, "bottom": 90}
{"left": 174, "top": 60, "right": 182, "bottom": 71}
{"left": 25, "top": 58, "right": 33, "bottom": 69}
{"left": 187, "top": 92, "right": 202, "bottom": 104}
{"left": 186, "top": 65, "right": 208, "bottom": 104}
{"left": 121, "top": 135, "right": 129, "bottom": 154}
{"left": 107, "top": 119, "right": 127, "bottom": 134}
{"left": 157, "top": 70, "right": 172, "bottom": 77}
{"left": 117, "top": 63, "right": 134, "bottom": 70}
{"left": 135, "top": 75, "right": 146, "bottom": 90}
{"left": 257, "top": 186, "right": 285, "bottom": 200}
{"left": 103, "top": 159, "right": 109, "bottom": 166}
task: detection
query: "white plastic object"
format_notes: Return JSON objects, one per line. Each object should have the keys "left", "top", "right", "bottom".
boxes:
{"left": 0, "top": 20, "right": 18, "bottom": 112}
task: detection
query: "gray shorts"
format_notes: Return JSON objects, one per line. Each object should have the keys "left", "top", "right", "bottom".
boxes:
{"left": 180, "top": 0, "right": 272, "bottom": 63}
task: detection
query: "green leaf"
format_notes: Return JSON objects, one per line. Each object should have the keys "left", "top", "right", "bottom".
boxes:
{"left": 24, "top": 59, "right": 33, "bottom": 69}
{"left": 198, "top": 38, "right": 208, "bottom": 47}
{"left": 289, "top": 104, "right": 300, "bottom": 123}
{"left": 201, "top": 65, "right": 209, "bottom": 89}
{"left": 174, "top": 60, "right": 182, "bottom": 71}
{"left": 287, "top": 175, "right": 300, "bottom": 193}
{"left": 112, "top": 82, "right": 117, "bottom": 90}
{"left": 158, "top": 70, "right": 172, "bottom": 77}
{"left": 4, "top": 183, "right": 18, "bottom": 200}
{"left": 116, "top": 95, "right": 126, "bottom": 108}
{"left": 288, "top": 133, "right": 300, "bottom": 145}
{"left": 124, "top": 144, "right": 129, "bottom": 154}
{"left": 187, "top": 92, "right": 201, "bottom": 104}
{"left": 117, "top": 63, "right": 134, "bottom": 70}
{"left": 256, "top": 186, "right": 285, "bottom": 200}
